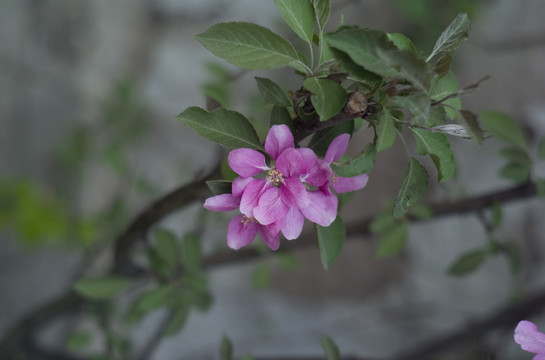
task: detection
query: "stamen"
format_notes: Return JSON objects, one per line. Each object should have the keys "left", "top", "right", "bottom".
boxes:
{"left": 330, "top": 175, "right": 339, "bottom": 184}
{"left": 266, "top": 168, "right": 284, "bottom": 187}
{"left": 241, "top": 215, "right": 257, "bottom": 225}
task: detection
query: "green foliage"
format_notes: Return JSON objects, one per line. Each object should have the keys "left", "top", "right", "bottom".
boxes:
{"left": 220, "top": 334, "right": 234, "bottom": 360}
{"left": 447, "top": 249, "right": 486, "bottom": 276}
{"left": 176, "top": 107, "right": 263, "bottom": 151}
{"left": 270, "top": 105, "right": 296, "bottom": 135}
{"left": 304, "top": 78, "right": 347, "bottom": 121}
{"left": 274, "top": 0, "right": 315, "bottom": 44}
{"left": 497, "top": 146, "right": 531, "bottom": 184}
{"left": 376, "top": 221, "right": 408, "bottom": 257}
{"left": 194, "top": 22, "right": 305, "bottom": 72}
{"left": 387, "top": 33, "right": 417, "bottom": 52}
{"left": 480, "top": 111, "right": 526, "bottom": 148}
{"left": 491, "top": 202, "right": 502, "bottom": 230}
{"left": 390, "top": 94, "right": 430, "bottom": 126}
{"left": 427, "top": 13, "right": 471, "bottom": 61}
{"left": 538, "top": 138, "right": 545, "bottom": 159}
{"left": 321, "top": 335, "right": 341, "bottom": 360}
{"left": 312, "top": 0, "right": 330, "bottom": 32}
{"left": 206, "top": 180, "right": 233, "bottom": 195}
{"left": 331, "top": 143, "right": 377, "bottom": 177}
{"left": 316, "top": 216, "right": 345, "bottom": 269}
{"left": 458, "top": 110, "right": 484, "bottom": 144}
{"left": 376, "top": 108, "right": 397, "bottom": 152}
{"left": 163, "top": 303, "right": 190, "bottom": 337}
{"left": 393, "top": 157, "right": 429, "bottom": 218}
{"left": 538, "top": 178, "right": 545, "bottom": 198}
{"left": 154, "top": 229, "right": 181, "bottom": 275}
{"left": 309, "top": 120, "right": 354, "bottom": 157}
{"left": 73, "top": 276, "right": 134, "bottom": 300}
{"left": 183, "top": 232, "right": 203, "bottom": 273}
{"left": 255, "top": 77, "right": 292, "bottom": 107}
{"left": 251, "top": 263, "right": 271, "bottom": 289}
{"left": 411, "top": 128, "right": 456, "bottom": 182}
{"left": 65, "top": 330, "right": 93, "bottom": 352}
{"left": 430, "top": 71, "right": 461, "bottom": 120}
{"left": 432, "top": 53, "right": 452, "bottom": 77}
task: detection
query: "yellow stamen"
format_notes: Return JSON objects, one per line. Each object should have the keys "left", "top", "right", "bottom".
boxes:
{"left": 267, "top": 168, "right": 284, "bottom": 187}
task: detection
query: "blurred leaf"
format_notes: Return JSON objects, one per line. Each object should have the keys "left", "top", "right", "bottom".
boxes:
{"left": 221, "top": 157, "right": 238, "bottom": 181}
{"left": 499, "top": 162, "right": 530, "bottom": 184}
{"left": 387, "top": 33, "right": 417, "bottom": 52}
{"left": 376, "top": 222, "right": 408, "bottom": 257}
{"left": 376, "top": 108, "right": 397, "bottom": 152}
{"left": 276, "top": 252, "right": 299, "bottom": 270}
{"left": 447, "top": 249, "right": 486, "bottom": 276}
{"left": 538, "top": 178, "right": 545, "bottom": 198}
{"left": 428, "top": 13, "right": 471, "bottom": 61}
{"left": 183, "top": 232, "right": 203, "bottom": 273}
{"left": 74, "top": 276, "right": 134, "bottom": 300}
{"left": 255, "top": 77, "right": 292, "bottom": 107}
{"left": 220, "top": 334, "right": 234, "bottom": 360}
{"left": 430, "top": 71, "right": 461, "bottom": 120}
{"left": 411, "top": 128, "right": 455, "bottom": 182}
{"left": 241, "top": 355, "right": 255, "bottom": 360}
{"left": 163, "top": 302, "right": 190, "bottom": 337}
{"left": 321, "top": 335, "right": 341, "bottom": 360}
{"left": 491, "top": 202, "right": 502, "bottom": 230}
{"left": 332, "top": 143, "right": 376, "bottom": 177}
{"left": 177, "top": 107, "right": 263, "bottom": 150}
{"left": 408, "top": 203, "right": 433, "bottom": 219}
{"left": 498, "top": 146, "right": 531, "bottom": 166}
{"left": 251, "top": 263, "right": 271, "bottom": 289}
{"left": 270, "top": 105, "right": 296, "bottom": 135}
{"left": 480, "top": 110, "right": 526, "bottom": 148}
{"left": 66, "top": 331, "right": 93, "bottom": 352}
{"left": 274, "top": 0, "right": 315, "bottom": 44}
{"left": 312, "top": 0, "right": 330, "bottom": 31}
{"left": 316, "top": 216, "right": 345, "bottom": 270}
{"left": 539, "top": 138, "right": 545, "bottom": 159}
{"left": 325, "top": 26, "right": 430, "bottom": 91}
{"left": 309, "top": 120, "right": 354, "bottom": 157}
{"left": 206, "top": 180, "right": 233, "bottom": 195}
{"left": 155, "top": 229, "right": 180, "bottom": 274}
{"left": 502, "top": 240, "right": 521, "bottom": 274}
{"left": 433, "top": 52, "right": 452, "bottom": 77}
{"left": 304, "top": 78, "right": 347, "bottom": 122}
{"left": 194, "top": 22, "right": 300, "bottom": 70}
{"left": 136, "top": 285, "right": 176, "bottom": 313}
{"left": 393, "top": 157, "right": 429, "bottom": 218}
{"left": 370, "top": 212, "right": 397, "bottom": 234}
{"left": 459, "top": 110, "right": 484, "bottom": 144}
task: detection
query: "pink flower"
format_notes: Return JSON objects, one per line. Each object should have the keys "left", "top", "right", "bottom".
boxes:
{"left": 204, "top": 177, "right": 280, "bottom": 250}
{"left": 229, "top": 125, "right": 318, "bottom": 239}
{"left": 515, "top": 320, "right": 545, "bottom": 360}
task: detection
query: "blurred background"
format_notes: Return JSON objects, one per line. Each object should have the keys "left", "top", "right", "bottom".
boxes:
{"left": 1, "top": 0, "right": 545, "bottom": 359}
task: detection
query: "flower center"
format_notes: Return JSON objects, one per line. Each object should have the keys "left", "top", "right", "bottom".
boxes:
{"left": 241, "top": 215, "right": 257, "bottom": 225}
{"left": 329, "top": 175, "right": 339, "bottom": 184}
{"left": 266, "top": 168, "right": 284, "bottom": 187}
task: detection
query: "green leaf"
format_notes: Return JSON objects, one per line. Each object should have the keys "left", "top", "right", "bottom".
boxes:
{"left": 255, "top": 77, "right": 292, "bottom": 107}
{"left": 183, "top": 232, "right": 202, "bottom": 272}
{"left": 221, "top": 157, "right": 238, "bottom": 181}
{"left": 538, "top": 138, "right": 545, "bottom": 159}
{"left": 66, "top": 331, "right": 93, "bottom": 352}
{"left": 155, "top": 229, "right": 180, "bottom": 273}
{"left": 411, "top": 128, "right": 456, "bottom": 182}
{"left": 220, "top": 334, "right": 234, "bottom": 360}
{"left": 502, "top": 241, "right": 521, "bottom": 274}
{"left": 491, "top": 202, "right": 502, "bottom": 230}
{"left": 274, "top": 0, "right": 315, "bottom": 44}
{"left": 163, "top": 302, "right": 190, "bottom": 337}
{"left": 242, "top": 355, "right": 255, "bottom": 360}
{"left": 309, "top": 120, "right": 354, "bottom": 157}
{"left": 206, "top": 180, "right": 232, "bottom": 195}
{"left": 316, "top": 216, "right": 345, "bottom": 270}
{"left": 304, "top": 78, "right": 347, "bottom": 121}
{"left": 376, "top": 108, "right": 396, "bottom": 152}
{"left": 321, "top": 335, "right": 341, "bottom": 360}
{"left": 480, "top": 110, "right": 526, "bottom": 148}
{"left": 408, "top": 203, "right": 433, "bottom": 219}
{"left": 430, "top": 71, "right": 461, "bottom": 120}
{"left": 312, "top": 0, "right": 330, "bottom": 31}
{"left": 458, "top": 110, "right": 484, "bottom": 144}
{"left": 326, "top": 26, "right": 430, "bottom": 91}
{"left": 195, "top": 22, "right": 301, "bottom": 70}
{"left": 390, "top": 94, "right": 430, "bottom": 126}
{"left": 177, "top": 107, "right": 263, "bottom": 150}
{"left": 370, "top": 212, "right": 397, "bottom": 234}
{"left": 499, "top": 162, "right": 530, "bottom": 184}
{"left": 74, "top": 276, "right": 134, "bottom": 300}
{"left": 270, "top": 105, "right": 296, "bottom": 135}
{"left": 137, "top": 285, "right": 176, "bottom": 313}
{"left": 251, "top": 263, "right": 271, "bottom": 289}
{"left": 329, "top": 48, "right": 383, "bottom": 89}
{"left": 331, "top": 143, "right": 376, "bottom": 177}
{"left": 538, "top": 178, "right": 545, "bottom": 198}
{"left": 376, "top": 222, "right": 408, "bottom": 257}
{"left": 433, "top": 52, "right": 452, "bottom": 77}
{"left": 387, "top": 33, "right": 417, "bottom": 52}
{"left": 428, "top": 13, "right": 471, "bottom": 61}
{"left": 276, "top": 252, "right": 299, "bottom": 270}
{"left": 447, "top": 249, "right": 486, "bottom": 276}
{"left": 393, "top": 157, "right": 429, "bottom": 218}
{"left": 498, "top": 146, "right": 531, "bottom": 166}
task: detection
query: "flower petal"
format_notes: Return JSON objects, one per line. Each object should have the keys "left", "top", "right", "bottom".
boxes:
{"left": 227, "top": 214, "right": 257, "bottom": 250}
{"left": 228, "top": 149, "right": 268, "bottom": 177}
{"left": 276, "top": 148, "right": 304, "bottom": 177}
{"left": 296, "top": 148, "right": 318, "bottom": 175}
{"left": 203, "top": 194, "right": 239, "bottom": 212}
{"left": 240, "top": 179, "right": 268, "bottom": 217}
{"left": 281, "top": 207, "right": 304, "bottom": 240}
{"left": 300, "top": 190, "right": 338, "bottom": 227}
{"left": 515, "top": 321, "right": 545, "bottom": 355}
{"left": 265, "top": 124, "right": 294, "bottom": 160}
{"left": 253, "top": 187, "right": 288, "bottom": 225}
{"left": 257, "top": 225, "right": 280, "bottom": 250}
{"left": 280, "top": 176, "right": 310, "bottom": 208}
{"left": 232, "top": 177, "right": 254, "bottom": 199}
{"left": 305, "top": 159, "right": 332, "bottom": 187}
{"left": 332, "top": 174, "right": 369, "bottom": 193}
{"left": 324, "top": 133, "right": 350, "bottom": 164}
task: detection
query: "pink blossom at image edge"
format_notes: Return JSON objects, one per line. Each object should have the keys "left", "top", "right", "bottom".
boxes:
{"left": 515, "top": 320, "right": 545, "bottom": 360}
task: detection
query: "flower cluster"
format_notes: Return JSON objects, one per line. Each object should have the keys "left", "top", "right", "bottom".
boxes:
{"left": 515, "top": 320, "right": 545, "bottom": 360}
{"left": 204, "top": 124, "right": 368, "bottom": 250}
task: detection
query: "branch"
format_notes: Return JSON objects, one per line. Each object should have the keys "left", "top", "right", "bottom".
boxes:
{"left": 294, "top": 108, "right": 368, "bottom": 143}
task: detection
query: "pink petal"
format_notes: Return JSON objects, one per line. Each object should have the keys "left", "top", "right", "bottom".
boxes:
{"left": 228, "top": 149, "right": 268, "bottom": 177}
{"left": 324, "top": 133, "right": 350, "bottom": 164}
{"left": 280, "top": 176, "right": 310, "bottom": 209}
{"left": 276, "top": 148, "right": 303, "bottom": 177}
{"left": 300, "top": 190, "right": 338, "bottom": 227}
{"left": 227, "top": 214, "right": 257, "bottom": 250}
{"left": 253, "top": 187, "right": 288, "bottom": 225}
{"left": 257, "top": 225, "right": 280, "bottom": 250}
{"left": 515, "top": 321, "right": 545, "bottom": 355}
{"left": 203, "top": 194, "right": 239, "bottom": 212}
{"left": 232, "top": 177, "right": 254, "bottom": 199}
{"left": 295, "top": 148, "right": 318, "bottom": 175}
{"left": 305, "top": 159, "right": 332, "bottom": 187}
{"left": 332, "top": 174, "right": 369, "bottom": 193}
{"left": 534, "top": 355, "right": 545, "bottom": 360}
{"left": 281, "top": 207, "right": 304, "bottom": 240}
{"left": 265, "top": 124, "right": 294, "bottom": 160}
{"left": 240, "top": 179, "right": 268, "bottom": 217}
